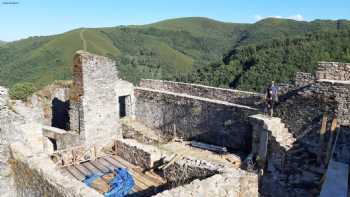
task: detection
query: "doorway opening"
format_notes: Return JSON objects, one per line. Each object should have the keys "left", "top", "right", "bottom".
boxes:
{"left": 51, "top": 98, "right": 70, "bottom": 130}
{"left": 119, "top": 96, "right": 128, "bottom": 118}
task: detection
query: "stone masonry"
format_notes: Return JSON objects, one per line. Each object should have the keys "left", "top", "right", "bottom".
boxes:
{"left": 295, "top": 72, "right": 315, "bottom": 87}
{"left": 69, "top": 51, "right": 120, "bottom": 145}
{"left": 316, "top": 61, "right": 350, "bottom": 81}
{"left": 10, "top": 142, "right": 101, "bottom": 197}
{"left": 134, "top": 87, "right": 258, "bottom": 150}
{"left": 139, "top": 79, "right": 263, "bottom": 107}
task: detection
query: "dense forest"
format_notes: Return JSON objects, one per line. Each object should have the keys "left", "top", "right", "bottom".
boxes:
{"left": 186, "top": 30, "right": 350, "bottom": 91}
{"left": 1, "top": 17, "right": 350, "bottom": 95}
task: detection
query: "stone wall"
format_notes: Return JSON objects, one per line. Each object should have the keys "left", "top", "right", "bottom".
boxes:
{"left": 295, "top": 72, "right": 315, "bottom": 87}
{"left": 139, "top": 79, "right": 263, "bottom": 107}
{"left": 9, "top": 142, "right": 101, "bottom": 197}
{"left": 275, "top": 89, "right": 326, "bottom": 137}
{"left": 11, "top": 80, "right": 71, "bottom": 126}
{"left": 312, "top": 81, "right": 350, "bottom": 126}
{"left": 316, "top": 62, "right": 350, "bottom": 81}
{"left": 135, "top": 87, "right": 258, "bottom": 150}
{"left": 114, "top": 137, "right": 258, "bottom": 197}
{"left": 69, "top": 51, "right": 120, "bottom": 144}
{"left": 162, "top": 156, "right": 221, "bottom": 185}
{"left": 114, "top": 138, "right": 163, "bottom": 169}
{"left": 0, "top": 86, "right": 25, "bottom": 196}
{"left": 42, "top": 126, "right": 80, "bottom": 153}
{"left": 153, "top": 169, "right": 258, "bottom": 197}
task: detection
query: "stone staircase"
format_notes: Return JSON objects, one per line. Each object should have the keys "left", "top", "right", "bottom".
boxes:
{"left": 250, "top": 114, "right": 296, "bottom": 151}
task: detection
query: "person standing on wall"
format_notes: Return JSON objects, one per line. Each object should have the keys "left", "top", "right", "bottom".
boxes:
{"left": 264, "top": 87, "right": 274, "bottom": 117}
{"left": 270, "top": 81, "right": 278, "bottom": 104}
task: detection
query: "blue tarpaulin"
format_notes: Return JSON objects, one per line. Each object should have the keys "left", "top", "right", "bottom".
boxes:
{"left": 83, "top": 167, "right": 134, "bottom": 197}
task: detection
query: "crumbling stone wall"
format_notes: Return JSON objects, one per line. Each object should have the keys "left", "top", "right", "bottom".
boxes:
{"left": 9, "top": 142, "right": 101, "bottom": 197}
{"left": 162, "top": 156, "right": 221, "bottom": 186}
{"left": 114, "top": 138, "right": 163, "bottom": 169}
{"left": 0, "top": 86, "right": 25, "bottom": 196}
{"left": 139, "top": 79, "right": 263, "bottom": 106}
{"left": 316, "top": 62, "right": 350, "bottom": 81}
{"left": 11, "top": 81, "right": 71, "bottom": 126}
{"left": 312, "top": 81, "right": 350, "bottom": 126}
{"left": 154, "top": 169, "right": 258, "bottom": 197}
{"left": 295, "top": 72, "right": 315, "bottom": 87}
{"left": 135, "top": 88, "right": 258, "bottom": 150}
{"left": 69, "top": 51, "right": 120, "bottom": 144}
{"left": 275, "top": 90, "right": 325, "bottom": 137}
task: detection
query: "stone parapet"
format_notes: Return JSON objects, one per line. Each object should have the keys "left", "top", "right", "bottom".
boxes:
{"left": 139, "top": 79, "right": 263, "bottom": 107}
{"left": 9, "top": 142, "right": 102, "bottom": 197}
{"left": 316, "top": 62, "right": 350, "bottom": 81}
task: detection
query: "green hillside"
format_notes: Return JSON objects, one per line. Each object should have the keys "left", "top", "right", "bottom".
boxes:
{"left": 189, "top": 30, "right": 350, "bottom": 91}
{"left": 0, "top": 41, "right": 5, "bottom": 46}
{"left": 1, "top": 17, "right": 350, "bottom": 92}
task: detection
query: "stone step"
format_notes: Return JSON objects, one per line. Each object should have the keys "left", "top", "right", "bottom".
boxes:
{"left": 304, "top": 166, "right": 325, "bottom": 175}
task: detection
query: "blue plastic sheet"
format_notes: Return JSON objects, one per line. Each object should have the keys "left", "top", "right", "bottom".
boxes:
{"left": 83, "top": 167, "right": 134, "bottom": 197}
{"left": 105, "top": 168, "right": 134, "bottom": 197}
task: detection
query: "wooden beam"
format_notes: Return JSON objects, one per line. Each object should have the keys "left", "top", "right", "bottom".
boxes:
{"left": 325, "top": 116, "right": 337, "bottom": 165}
{"left": 318, "top": 112, "right": 328, "bottom": 164}
{"left": 190, "top": 141, "right": 227, "bottom": 153}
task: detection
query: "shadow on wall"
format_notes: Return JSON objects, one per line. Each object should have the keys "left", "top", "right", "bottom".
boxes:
{"left": 155, "top": 101, "right": 252, "bottom": 154}
{"left": 51, "top": 98, "right": 70, "bottom": 130}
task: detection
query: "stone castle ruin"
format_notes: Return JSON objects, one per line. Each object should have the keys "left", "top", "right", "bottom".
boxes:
{"left": 0, "top": 51, "right": 349, "bottom": 197}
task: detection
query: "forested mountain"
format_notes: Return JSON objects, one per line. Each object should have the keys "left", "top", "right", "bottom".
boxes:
{"left": 0, "top": 41, "right": 6, "bottom": 46}
{"left": 188, "top": 30, "right": 350, "bottom": 91}
{"left": 1, "top": 17, "right": 350, "bottom": 93}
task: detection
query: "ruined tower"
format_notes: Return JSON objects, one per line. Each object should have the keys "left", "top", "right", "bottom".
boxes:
{"left": 69, "top": 51, "right": 120, "bottom": 144}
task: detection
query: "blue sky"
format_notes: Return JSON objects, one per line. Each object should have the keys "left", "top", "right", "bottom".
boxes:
{"left": 1, "top": 0, "right": 350, "bottom": 41}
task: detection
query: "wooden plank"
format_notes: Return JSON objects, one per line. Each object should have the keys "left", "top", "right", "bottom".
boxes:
{"left": 83, "top": 162, "right": 103, "bottom": 175}
{"left": 111, "top": 155, "right": 137, "bottom": 169}
{"left": 106, "top": 156, "right": 128, "bottom": 168}
{"left": 90, "top": 160, "right": 110, "bottom": 173}
{"left": 320, "top": 112, "right": 328, "bottom": 135}
{"left": 190, "top": 141, "right": 227, "bottom": 153}
{"left": 318, "top": 112, "right": 328, "bottom": 164}
{"left": 159, "top": 154, "right": 183, "bottom": 170}
{"left": 110, "top": 155, "right": 165, "bottom": 185}
{"left": 92, "top": 159, "right": 140, "bottom": 193}
{"left": 108, "top": 156, "right": 161, "bottom": 187}
{"left": 75, "top": 164, "right": 92, "bottom": 177}
{"left": 103, "top": 157, "right": 149, "bottom": 190}
{"left": 325, "top": 117, "right": 338, "bottom": 165}
{"left": 66, "top": 166, "right": 85, "bottom": 181}
{"left": 98, "top": 158, "right": 116, "bottom": 171}
{"left": 144, "top": 171, "right": 166, "bottom": 185}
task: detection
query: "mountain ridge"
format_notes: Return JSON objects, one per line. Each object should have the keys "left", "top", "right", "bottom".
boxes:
{"left": 1, "top": 17, "right": 350, "bottom": 91}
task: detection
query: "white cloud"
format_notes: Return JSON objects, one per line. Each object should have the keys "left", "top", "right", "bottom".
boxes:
{"left": 254, "top": 14, "right": 304, "bottom": 21}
